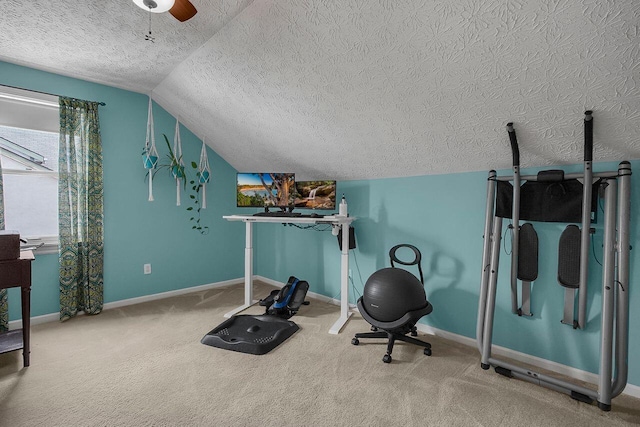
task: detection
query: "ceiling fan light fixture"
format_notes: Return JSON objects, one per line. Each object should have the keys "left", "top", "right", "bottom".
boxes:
{"left": 132, "top": 0, "right": 176, "bottom": 14}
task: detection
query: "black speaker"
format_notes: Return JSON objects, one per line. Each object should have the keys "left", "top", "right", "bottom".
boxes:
{"left": 337, "top": 226, "right": 356, "bottom": 250}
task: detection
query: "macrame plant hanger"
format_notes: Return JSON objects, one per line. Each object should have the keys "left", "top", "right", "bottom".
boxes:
{"left": 173, "top": 118, "right": 185, "bottom": 206}
{"left": 143, "top": 96, "right": 159, "bottom": 201}
{"left": 198, "top": 138, "right": 211, "bottom": 209}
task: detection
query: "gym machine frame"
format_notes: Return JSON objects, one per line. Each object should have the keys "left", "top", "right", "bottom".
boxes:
{"left": 476, "top": 111, "right": 631, "bottom": 411}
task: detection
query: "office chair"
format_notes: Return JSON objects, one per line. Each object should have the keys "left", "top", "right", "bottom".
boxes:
{"left": 351, "top": 244, "right": 433, "bottom": 363}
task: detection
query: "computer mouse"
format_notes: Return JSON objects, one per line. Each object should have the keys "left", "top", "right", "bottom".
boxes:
{"left": 247, "top": 325, "right": 260, "bottom": 333}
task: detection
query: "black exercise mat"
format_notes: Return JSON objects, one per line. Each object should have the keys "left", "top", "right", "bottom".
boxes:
{"left": 201, "top": 315, "right": 299, "bottom": 355}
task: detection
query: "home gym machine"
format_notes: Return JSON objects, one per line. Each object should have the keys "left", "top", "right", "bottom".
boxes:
{"left": 476, "top": 111, "right": 631, "bottom": 411}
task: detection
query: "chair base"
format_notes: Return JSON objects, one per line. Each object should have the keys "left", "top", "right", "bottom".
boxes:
{"left": 351, "top": 329, "right": 432, "bottom": 363}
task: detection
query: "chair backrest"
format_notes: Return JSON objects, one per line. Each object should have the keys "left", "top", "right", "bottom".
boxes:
{"left": 389, "top": 244, "right": 424, "bottom": 284}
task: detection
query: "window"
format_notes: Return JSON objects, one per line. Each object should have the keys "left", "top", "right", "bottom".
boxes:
{"left": 0, "top": 86, "right": 59, "bottom": 253}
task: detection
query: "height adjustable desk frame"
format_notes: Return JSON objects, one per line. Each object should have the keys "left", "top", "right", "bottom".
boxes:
{"left": 223, "top": 215, "right": 355, "bottom": 334}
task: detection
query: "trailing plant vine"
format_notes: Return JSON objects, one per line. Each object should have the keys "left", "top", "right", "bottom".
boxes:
{"left": 187, "top": 161, "right": 209, "bottom": 234}
{"left": 144, "top": 134, "right": 209, "bottom": 234}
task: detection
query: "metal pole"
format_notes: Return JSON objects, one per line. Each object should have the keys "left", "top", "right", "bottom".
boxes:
{"left": 481, "top": 217, "right": 503, "bottom": 368}
{"left": 597, "top": 178, "right": 617, "bottom": 410}
{"left": 489, "top": 357, "right": 598, "bottom": 401}
{"left": 507, "top": 123, "right": 520, "bottom": 315}
{"left": 477, "top": 171, "right": 497, "bottom": 352}
{"left": 612, "top": 162, "right": 631, "bottom": 398}
{"left": 578, "top": 111, "right": 594, "bottom": 328}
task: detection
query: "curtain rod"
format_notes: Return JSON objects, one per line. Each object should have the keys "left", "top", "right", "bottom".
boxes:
{"left": 0, "top": 84, "right": 106, "bottom": 106}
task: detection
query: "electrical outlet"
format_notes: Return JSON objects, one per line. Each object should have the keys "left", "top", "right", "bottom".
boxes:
{"left": 144, "top": 264, "right": 151, "bottom": 275}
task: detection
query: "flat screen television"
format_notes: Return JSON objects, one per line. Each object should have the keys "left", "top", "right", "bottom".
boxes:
{"left": 236, "top": 173, "right": 296, "bottom": 208}
{"left": 294, "top": 180, "right": 337, "bottom": 210}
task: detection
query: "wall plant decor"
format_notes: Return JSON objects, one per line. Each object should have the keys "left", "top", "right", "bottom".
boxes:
{"left": 171, "top": 118, "right": 185, "bottom": 206}
{"left": 198, "top": 138, "right": 211, "bottom": 209}
{"left": 142, "top": 96, "right": 159, "bottom": 201}
{"left": 145, "top": 133, "right": 207, "bottom": 234}
{"left": 141, "top": 101, "right": 208, "bottom": 234}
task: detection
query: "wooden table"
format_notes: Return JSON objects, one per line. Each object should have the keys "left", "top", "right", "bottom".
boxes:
{"left": 0, "top": 250, "right": 34, "bottom": 367}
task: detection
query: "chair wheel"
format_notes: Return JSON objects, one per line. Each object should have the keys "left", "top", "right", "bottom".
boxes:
{"left": 351, "top": 338, "right": 359, "bottom": 345}
{"left": 383, "top": 354, "right": 392, "bottom": 363}
{"left": 411, "top": 330, "right": 418, "bottom": 337}
{"left": 371, "top": 326, "right": 378, "bottom": 332}
{"left": 424, "top": 348, "right": 432, "bottom": 356}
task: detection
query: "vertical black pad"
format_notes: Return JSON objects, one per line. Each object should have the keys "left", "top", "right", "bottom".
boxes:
{"left": 558, "top": 225, "right": 581, "bottom": 288}
{"left": 517, "top": 223, "right": 538, "bottom": 282}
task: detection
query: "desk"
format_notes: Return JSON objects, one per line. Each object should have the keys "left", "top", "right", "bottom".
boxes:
{"left": 223, "top": 215, "right": 355, "bottom": 334}
{"left": 0, "top": 250, "right": 34, "bottom": 367}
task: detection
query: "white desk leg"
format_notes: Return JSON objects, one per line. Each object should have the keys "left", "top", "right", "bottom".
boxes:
{"left": 224, "top": 220, "right": 255, "bottom": 318}
{"left": 244, "top": 220, "right": 254, "bottom": 306}
{"left": 329, "top": 221, "right": 353, "bottom": 334}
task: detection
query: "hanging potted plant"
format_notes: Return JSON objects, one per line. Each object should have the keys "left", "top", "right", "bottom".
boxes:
{"left": 142, "top": 150, "right": 158, "bottom": 169}
{"left": 152, "top": 134, "right": 186, "bottom": 187}
{"left": 197, "top": 139, "right": 211, "bottom": 209}
{"left": 142, "top": 96, "right": 159, "bottom": 201}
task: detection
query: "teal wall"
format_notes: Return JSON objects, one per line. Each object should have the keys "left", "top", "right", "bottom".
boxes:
{"left": 256, "top": 162, "right": 639, "bottom": 388}
{"left": 1, "top": 61, "right": 245, "bottom": 318}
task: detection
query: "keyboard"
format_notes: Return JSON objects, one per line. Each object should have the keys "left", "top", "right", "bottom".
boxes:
{"left": 252, "top": 212, "right": 324, "bottom": 218}
{"left": 252, "top": 211, "right": 302, "bottom": 217}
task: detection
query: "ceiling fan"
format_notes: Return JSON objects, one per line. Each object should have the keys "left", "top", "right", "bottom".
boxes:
{"left": 132, "top": 0, "right": 197, "bottom": 22}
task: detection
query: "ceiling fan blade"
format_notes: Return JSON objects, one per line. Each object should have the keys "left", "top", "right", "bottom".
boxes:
{"left": 169, "top": 0, "right": 197, "bottom": 22}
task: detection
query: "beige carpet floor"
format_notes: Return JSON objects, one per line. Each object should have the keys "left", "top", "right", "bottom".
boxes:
{"left": 1, "top": 281, "right": 639, "bottom": 426}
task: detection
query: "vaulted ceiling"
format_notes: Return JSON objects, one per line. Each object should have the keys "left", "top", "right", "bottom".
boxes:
{"left": 1, "top": 0, "right": 639, "bottom": 180}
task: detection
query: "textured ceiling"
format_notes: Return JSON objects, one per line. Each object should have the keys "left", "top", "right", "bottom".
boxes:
{"left": 1, "top": 0, "right": 639, "bottom": 180}
{"left": 0, "top": 0, "right": 253, "bottom": 93}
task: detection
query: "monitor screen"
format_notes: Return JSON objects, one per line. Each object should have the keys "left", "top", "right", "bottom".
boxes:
{"left": 294, "top": 180, "right": 337, "bottom": 210}
{"left": 237, "top": 173, "right": 296, "bottom": 208}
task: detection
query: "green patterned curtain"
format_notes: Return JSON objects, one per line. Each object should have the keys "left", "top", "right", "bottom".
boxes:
{"left": 0, "top": 153, "right": 7, "bottom": 332}
{"left": 58, "top": 97, "right": 104, "bottom": 321}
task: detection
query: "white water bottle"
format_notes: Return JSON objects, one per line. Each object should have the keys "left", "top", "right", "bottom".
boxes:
{"left": 338, "top": 194, "right": 348, "bottom": 216}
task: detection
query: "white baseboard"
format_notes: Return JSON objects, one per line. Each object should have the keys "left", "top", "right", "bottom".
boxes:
{"left": 101, "top": 278, "right": 244, "bottom": 310}
{"left": 412, "top": 322, "right": 640, "bottom": 400}
{"left": 8, "top": 277, "right": 639, "bottom": 399}
{"left": 9, "top": 312, "right": 59, "bottom": 328}
{"left": 8, "top": 277, "right": 244, "bottom": 329}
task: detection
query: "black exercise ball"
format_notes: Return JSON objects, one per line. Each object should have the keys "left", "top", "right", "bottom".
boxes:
{"left": 362, "top": 268, "right": 427, "bottom": 322}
